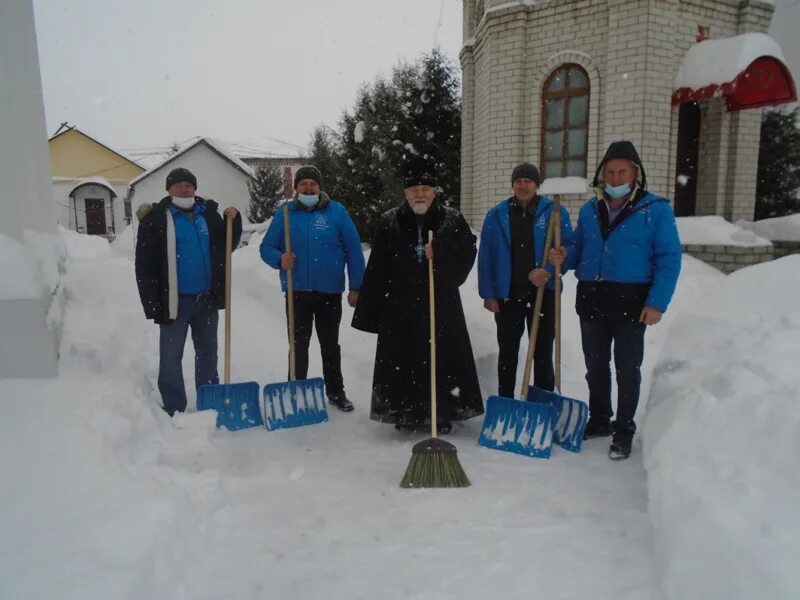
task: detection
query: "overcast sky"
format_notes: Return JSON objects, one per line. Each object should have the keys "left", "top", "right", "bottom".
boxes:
{"left": 33, "top": 0, "right": 799, "bottom": 164}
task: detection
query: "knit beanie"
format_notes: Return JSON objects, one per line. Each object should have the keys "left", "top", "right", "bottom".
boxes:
{"left": 511, "top": 163, "right": 541, "bottom": 185}
{"left": 165, "top": 167, "right": 197, "bottom": 190}
{"left": 294, "top": 165, "right": 323, "bottom": 188}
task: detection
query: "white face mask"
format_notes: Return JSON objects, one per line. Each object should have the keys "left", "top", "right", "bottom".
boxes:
{"left": 297, "top": 193, "right": 320, "bottom": 208}
{"left": 171, "top": 196, "right": 195, "bottom": 210}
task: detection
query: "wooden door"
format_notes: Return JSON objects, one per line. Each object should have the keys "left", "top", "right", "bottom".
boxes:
{"left": 85, "top": 198, "right": 106, "bottom": 235}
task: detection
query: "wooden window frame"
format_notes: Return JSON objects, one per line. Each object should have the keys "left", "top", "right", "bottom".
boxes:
{"left": 540, "top": 64, "right": 590, "bottom": 180}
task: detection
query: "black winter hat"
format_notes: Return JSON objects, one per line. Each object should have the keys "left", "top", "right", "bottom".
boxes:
{"left": 165, "top": 167, "right": 197, "bottom": 190}
{"left": 592, "top": 141, "right": 647, "bottom": 189}
{"left": 403, "top": 156, "right": 437, "bottom": 188}
{"left": 294, "top": 165, "right": 323, "bottom": 188}
{"left": 511, "top": 163, "right": 541, "bottom": 186}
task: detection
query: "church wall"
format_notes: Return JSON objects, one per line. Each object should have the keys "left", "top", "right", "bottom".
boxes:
{"left": 461, "top": 0, "right": 776, "bottom": 227}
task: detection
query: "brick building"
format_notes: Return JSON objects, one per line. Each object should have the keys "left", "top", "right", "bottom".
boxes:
{"left": 459, "top": 0, "right": 796, "bottom": 227}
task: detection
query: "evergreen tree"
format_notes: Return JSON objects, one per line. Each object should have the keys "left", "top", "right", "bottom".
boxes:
{"left": 336, "top": 48, "right": 462, "bottom": 241}
{"left": 755, "top": 107, "right": 800, "bottom": 220}
{"left": 307, "top": 125, "right": 346, "bottom": 200}
{"left": 247, "top": 165, "right": 284, "bottom": 223}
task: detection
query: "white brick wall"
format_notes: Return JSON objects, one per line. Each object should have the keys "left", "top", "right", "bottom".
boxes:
{"left": 461, "top": 0, "right": 776, "bottom": 228}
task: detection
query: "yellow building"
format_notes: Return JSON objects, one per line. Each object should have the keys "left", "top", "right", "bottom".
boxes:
{"left": 49, "top": 126, "right": 144, "bottom": 236}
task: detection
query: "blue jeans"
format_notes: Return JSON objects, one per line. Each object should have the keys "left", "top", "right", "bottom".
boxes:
{"left": 579, "top": 318, "right": 646, "bottom": 436}
{"left": 158, "top": 294, "right": 219, "bottom": 415}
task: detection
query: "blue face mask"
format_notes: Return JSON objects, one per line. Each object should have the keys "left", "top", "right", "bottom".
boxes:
{"left": 297, "top": 193, "right": 319, "bottom": 208}
{"left": 605, "top": 183, "right": 631, "bottom": 199}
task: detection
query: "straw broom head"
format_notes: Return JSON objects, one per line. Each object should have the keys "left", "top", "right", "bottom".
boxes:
{"left": 399, "top": 438, "right": 470, "bottom": 488}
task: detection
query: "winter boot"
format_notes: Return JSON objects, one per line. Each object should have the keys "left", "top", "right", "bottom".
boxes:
{"left": 583, "top": 418, "right": 612, "bottom": 440}
{"left": 328, "top": 391, "right": 354, "bottom": 412}
{"left": 608, "top": 434, "right": 633, "bottom": 461}
{"left": 437, "top": 418, "right": 452, "bottom": 435}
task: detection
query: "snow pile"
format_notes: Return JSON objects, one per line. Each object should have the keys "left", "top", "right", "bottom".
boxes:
{"left": 0, "top": 233, "right": 48, "bottom": 300}
{"left": 110, "top": 225, "right": 137, "bottom": 258}
{"left": 736, "top": 213, "right": 800, "bottom": 242}
{"left": 61, "top": 227, "right": 112, "bottom": 258}
{"left": 676, "top": 216, "right": 772, "bottom": 247}
{"left": 644, "top": 255, "right": 800, "bottom": 599}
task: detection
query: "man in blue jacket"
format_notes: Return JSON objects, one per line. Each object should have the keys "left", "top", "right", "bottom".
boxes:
{"left": 551, "top": 141, "right": 682, "bottom": 460}
{"left": 478, "top": 163, "right": 573, "bottom": 399}
{"left": 260, "top": 166, "right": 365, "bottom": 412}
{"left": 135, "top": 167, "right": 242, "bottom": 416}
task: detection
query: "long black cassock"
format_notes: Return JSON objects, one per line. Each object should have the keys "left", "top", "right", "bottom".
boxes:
{"left": 352, "top": 201, "right": 484, "bottom": 427}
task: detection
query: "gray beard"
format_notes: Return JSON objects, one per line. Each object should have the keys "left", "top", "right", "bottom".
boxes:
{"left": 411, "top": 203, "right": 429, "bottom": 215}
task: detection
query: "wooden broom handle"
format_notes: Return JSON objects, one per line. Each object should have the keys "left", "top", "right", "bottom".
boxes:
{"left": 428, "top": 230, "right": 437, "bottom": 439}
{"left": 224, "top": 214, "right": 233, "bottom": 385}
{"left": 553, "top": 196, "right": 562, "bottom": 393}
{"left": 519, "top": 212, "right": 556, "bottom": 399}
{"left": 283, "top": 202, "right": 296, "bottom": 381}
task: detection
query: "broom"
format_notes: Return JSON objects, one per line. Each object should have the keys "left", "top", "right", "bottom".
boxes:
{"left": 400, "top": 230, "right": 470, "bottom": 488}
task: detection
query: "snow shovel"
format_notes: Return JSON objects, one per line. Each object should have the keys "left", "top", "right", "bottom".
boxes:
{"left": 197, "top": 213, "right": 263, "bottom": 431}
{"left": 262, "top": 202, "right": 327, "bottom": 431}
{"left": 478, "top": 215, "right": 557, "bottom": 459}
{"left": 526, "top": 189, "right": 588, "bottom": 452}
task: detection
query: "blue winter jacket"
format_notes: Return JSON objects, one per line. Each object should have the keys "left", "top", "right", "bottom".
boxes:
{"left": 169, "top": 202, "right": 212, "bottom": 295}
{"left": 478, "top": 196, "right": 573, "bottom": 299}
{"left": 566, "top": 192, "right": 682, "bottom": 312}
{"left": 260, "top": 196, "right": 366, "bottom": 294}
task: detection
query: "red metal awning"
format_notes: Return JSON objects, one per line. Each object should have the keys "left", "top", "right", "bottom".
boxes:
{"left": 672, "top": 34, "right": 797, "bottom": 111}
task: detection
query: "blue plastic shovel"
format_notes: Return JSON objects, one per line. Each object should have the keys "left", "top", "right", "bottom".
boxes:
{"left": 526, "top": 195, "right": 589, "bottom": 452}
{"left": 197, "top": 214, "right": 263, "bottom": 430}
{"left": 479, "top": 214, "right": 557, "bottom": 459}
{"left": 261, "top": 202, "right": 328, "bottom": 431}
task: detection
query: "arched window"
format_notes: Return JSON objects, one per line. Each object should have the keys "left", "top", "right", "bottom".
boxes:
{"left": 541, "top": 65, "right": 590, "bottom": 179}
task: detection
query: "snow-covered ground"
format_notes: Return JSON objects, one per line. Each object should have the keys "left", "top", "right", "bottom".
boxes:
{"left": 1, "top": 229, "right": 798, "bottom": 599}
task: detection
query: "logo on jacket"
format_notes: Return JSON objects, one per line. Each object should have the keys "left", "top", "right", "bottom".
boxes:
{"left": 312, "top": 214, "right": 329, "bottom": 230}
{"left": 536, "top": 216, "right": 547, "bottom": 229}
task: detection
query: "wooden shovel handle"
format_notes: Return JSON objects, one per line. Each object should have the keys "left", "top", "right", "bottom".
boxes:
{"left": 283, "top": 202, "right": 296, "bottom": 381}
{"left": 224, "top": 214, "right": 233, "bottom": 385}
{"left": 519, "top": 212, "right": 556, "bottom": 399}
{"left": 553, "top": 196, "right": 562, "bottom": 392}
{"left": 428, "top": 230, "right": 437, "bottom": 439}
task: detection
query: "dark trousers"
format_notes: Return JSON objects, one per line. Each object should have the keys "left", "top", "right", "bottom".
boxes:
{"left": 158, "top": 294, "right": 219, "bottom": 415}
{"left": 495, "top": 290, "right": 555, "bottom": 398}
{"left": 288, "top": 291, "right": 344, "bottom": 395}
{"left": 579, "top": 317, "right": 646, "bottom": 436}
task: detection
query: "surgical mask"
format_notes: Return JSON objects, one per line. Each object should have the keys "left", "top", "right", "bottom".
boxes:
{"left": 297, "top": 193, "right": 319, "bottom": 208}
{"left": 171, "top": 196, "right": 195, "bottom": 210}
{"left": 605, "top": 183, "right": 631, "bottom": 199}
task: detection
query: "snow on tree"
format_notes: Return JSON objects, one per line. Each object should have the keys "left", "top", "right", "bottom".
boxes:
{"left": 308, "top": 48, "right": 461, "bottom": 242}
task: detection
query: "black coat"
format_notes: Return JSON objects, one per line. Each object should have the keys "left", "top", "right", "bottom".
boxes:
{"left": 352, "top": 201, "right": 484, "bottom": 425}
{"left": 135, "top": 196, "right": 242, "bottom": 324}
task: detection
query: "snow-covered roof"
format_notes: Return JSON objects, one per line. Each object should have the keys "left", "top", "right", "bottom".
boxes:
{"left": 129, "top": 137, "right": 255, "bottom": 187}
{"left": 68, "top": 176, "right": 117, "bottom": 198}
{"left": 675, "top": 33, "right": 785, "bottom": 89}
